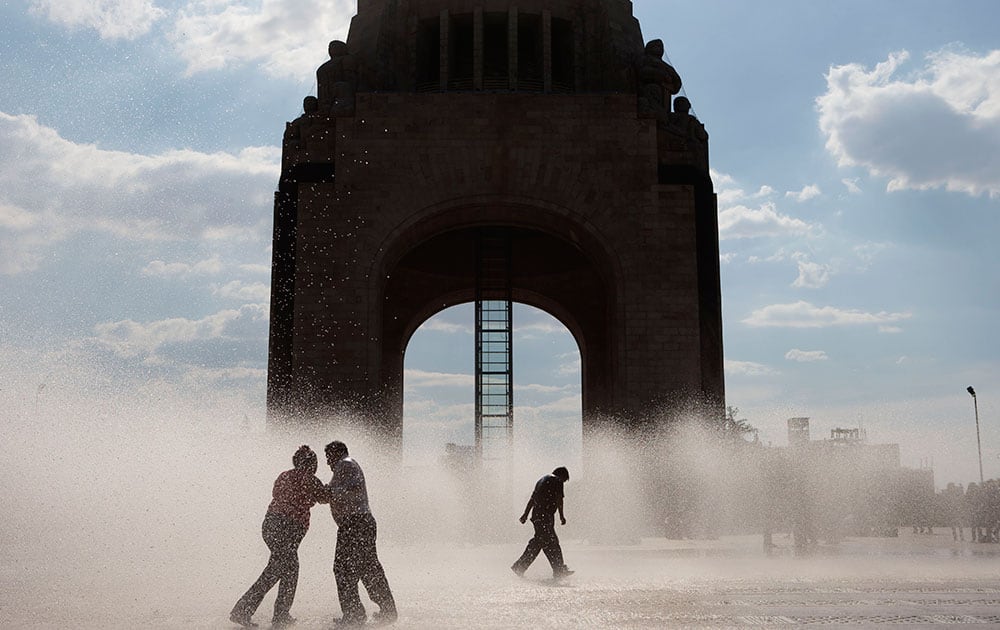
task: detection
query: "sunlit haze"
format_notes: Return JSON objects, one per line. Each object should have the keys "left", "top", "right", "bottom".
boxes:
{"left": 2, "top": 0, "right": 1000, "bottom": 627}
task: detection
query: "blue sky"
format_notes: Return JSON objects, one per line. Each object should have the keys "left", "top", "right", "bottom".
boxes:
{"left": 0, "top": 0, "right": 998, "bottom": 486}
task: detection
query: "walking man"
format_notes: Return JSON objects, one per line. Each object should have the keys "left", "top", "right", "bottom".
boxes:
{"left": 511, "top": 467, "right": 574, "bottom": 578}
{"left": 325, "top": 441, "right": 397, "bottom": 626}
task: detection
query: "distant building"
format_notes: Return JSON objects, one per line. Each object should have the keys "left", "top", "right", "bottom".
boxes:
{"left": 787, "top": 417, "right": 810, "bottom": 448}
{"left": 777, "top": 418, "right": 934, "bottom": 538}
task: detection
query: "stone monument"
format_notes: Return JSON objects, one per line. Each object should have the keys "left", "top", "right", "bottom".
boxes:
{"left": 268, "top": 0, "right": 723, "bottom": 450}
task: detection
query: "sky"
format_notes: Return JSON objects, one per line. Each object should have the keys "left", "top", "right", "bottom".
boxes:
{"left": 0, "top": 0, "right": 998, "bottom": 486}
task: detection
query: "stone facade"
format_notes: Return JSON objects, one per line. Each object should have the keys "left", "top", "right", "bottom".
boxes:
{"left": 268, "top": 0, "right": 723, "bottom": 442}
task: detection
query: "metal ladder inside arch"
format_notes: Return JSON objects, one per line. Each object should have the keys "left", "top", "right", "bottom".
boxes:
{"left": 474, "top": 228, "right": 514, "bottom": 471}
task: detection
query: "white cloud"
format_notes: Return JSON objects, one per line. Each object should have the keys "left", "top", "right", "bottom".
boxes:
{"left": 818, "top": 48, "right": 1000, "bottom": 197}
{"left": 719, "top": 202, "right": 813, "bottom": 240}
{"left": 30, "top": 0, "right": 165, "bottom": 40}
{"left": 142, "top": 256, "right": 224, "bottom": 277}
{"left": 0, "top": 112, "right": 279, "bottom": 274}
{"left": 0, "top": 202, "right": 52, "bottom": 274}
{"left": 712, "top": 170, "right": 775, "bottom": 206}
{"left": 515, "top": 394, "right": 582, "bottom": 418}
{"left": 556, "top": 353, "right": 581, "bottom": 376}
{"left": 404, "top": 369, "right": 474, "bottom": 390}
{"left": 420, "top": 319, "right": 471, "bottom": 335}
{"left": 753, "top": 250, "right": 799, "bottom": 264}
{"left": 785, "top": 184, "right": 822, "bottom": 202}
{"left": 710, "top": 169, "right": 737, "bottom": 189}
{"left": 212, "top": 280, "right": 270, "bottom": 303}
{"left": 785, "top": 349, "right": 829, "bottom": 362}
{"left": 743, "top": 301, "right": 912, "bottom": 329}
{"left": 792, "top": 260, "right": 833, "bottom": 289}
{"left": 725, "top": 360, "right": 776, "bottom": 377}
{"left": 0, "top": 202, "right": 39, "bottom": 230}
{"left": 516, "top": 321, "right": 566, "bottom": 339}
{"left": 517, "top": 383, "right": 576, "bottom": 394}
{"left": 842, "top": 178, "right": 863, "bottom": 194}
{"left": 170, "top": 0, "right": 354, "bottom": 79}
{"left": 239, "top": 263, "right": 272, "bottom": 275}
{"left": 853, "top": 242, "right": 890, "bottom": 266}
{"left": 92, "top": 304, "right": 268, "bottom": 358}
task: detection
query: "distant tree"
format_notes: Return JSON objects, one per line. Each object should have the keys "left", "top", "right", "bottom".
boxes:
{"left": 723, "top": 406, "right": 757, "bottom": 441}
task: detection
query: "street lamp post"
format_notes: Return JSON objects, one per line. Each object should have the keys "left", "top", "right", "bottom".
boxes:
{"left": 968, "top": 386, "right": 984, "bottom": 484}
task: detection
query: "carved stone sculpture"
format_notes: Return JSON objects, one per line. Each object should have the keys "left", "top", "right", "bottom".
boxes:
{"left": 661, "top": 96, "right": 709, "bottom": 169}
{"left": 638, "top": 39, "right": 682, "bottom": 116}
{"left": 665, "top": 97, "right": 708, "bottom": 142}
{"left": 284, "top": 96, "right": 320, "bottom": 144}
{"left": 283, "top": 96, "right": 329, "bottom": 171}
{"left": 317, "top": 40, "right": 357, "bottom": 116}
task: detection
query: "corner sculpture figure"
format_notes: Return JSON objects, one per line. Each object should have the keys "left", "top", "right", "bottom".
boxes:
{"left": 282, "top": 95, "right": 324, "bottom": 173}
{"left": 230, "top": 446, "right": 330, "bottom": 628}
{"left": 638, "top": 38, "right": 682, "bottom": 115}
{"left": 316, "top": 40, "right": 357, "bottom": 117}
{"left": 325, "top": 441, "right": 397, "bottom": 626}
{"left": 666, "top": 96, "right": 707, "bottom": 142}
{"left": 511, "top": 467, "right": 574, "bottom": 579}
{"left": 283, "top": 96, "right": 321, "bottom": 148}
{"left": 665, "top": 95, "right": 709, "bottom": 167}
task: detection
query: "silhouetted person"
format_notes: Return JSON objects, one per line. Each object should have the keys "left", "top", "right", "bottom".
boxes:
{"left": 511, "top": 467, "right": 574, "bottom": 578}
{"left": 325, "top": 441, "right": 396, "bottom": 626}
{"left": 942, "top": 483, "right": 965, "bottom": 541}
{"left": 231, "top": 446, "right": 330, "bottom": 628}
{"left": 986, "top": 479, "right": 1000, "bottom": 543}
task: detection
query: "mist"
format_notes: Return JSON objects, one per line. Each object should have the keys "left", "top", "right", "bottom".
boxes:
{"left": 3, "top": 357, "right": 998, "bottom": 628}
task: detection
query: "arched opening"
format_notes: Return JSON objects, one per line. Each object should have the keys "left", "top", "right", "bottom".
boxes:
{"left": 402, "top": 302, "right": 582, "bottom": 472}
{"left": 374, "top": 213, "right": 621, "bottom": 448}
{"left": 392, "top": 301, "right": 581, "bottom": 542}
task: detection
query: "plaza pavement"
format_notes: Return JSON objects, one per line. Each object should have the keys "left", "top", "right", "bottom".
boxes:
{"left": 7, "top": 528, "right": 1000, "bottom": 628}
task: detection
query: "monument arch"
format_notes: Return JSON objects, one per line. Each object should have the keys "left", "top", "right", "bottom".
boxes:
{"left": 267, "top": 0, "right": 725, "bottom": 449}
{"left": 371, "top": 201, "right": 620, "bottom": 440}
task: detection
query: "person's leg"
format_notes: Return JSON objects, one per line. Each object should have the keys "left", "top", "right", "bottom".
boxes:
{"left": 272, "top": 522, "right": 307, "bottom": 623}
{"left": 232, "top": 513, "right": 287, "bottom": 625}
{"left": 334, "top": 520, "right": 367, "bottom": 623}
{"left": 536, "top": 520, "right": 567, "bottom": 572}
{"left": 232, "top": 562, "right": 279, "bottom": 624}
{"left": 511, "top": 521, "right": 545, "bottom": 575}
{"left": 356, "top": 515, "right": 396, "bottom": 620}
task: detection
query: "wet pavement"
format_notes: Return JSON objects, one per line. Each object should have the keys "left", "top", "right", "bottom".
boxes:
{"left": 7, "top": 529, "right": 1000, "bottom": 628}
